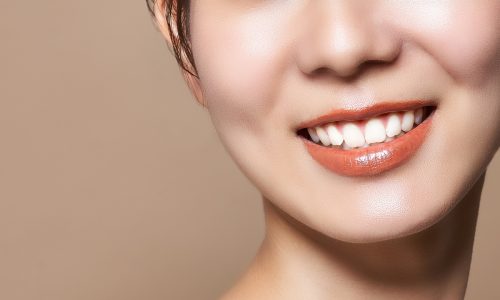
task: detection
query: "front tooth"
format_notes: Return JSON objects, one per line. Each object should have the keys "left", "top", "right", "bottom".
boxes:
{"left": 401, "top": 111, "right": 415, "bottom": 132}
{"left": 342, "top": 143, "right": 353, "bottom": 150}
{"left": 307, "top": 127, "right": 320, "bottom": 143}
{"left": 326, "top": 124, "right": 343, "bottom": 146}
{"left": 364, "top": 118, "right": 386, "bottom": 144}
{"left": 414, "top": 108, "right": 423, "bottom": 125}
{"left": 315, "top": 126, "right": 331, "bottom": 146}
{"left": 386, "top": 113, "right": 402, "bottom": 137}
{"left": 342, "top": 123, "right": 365, "bottom": 148}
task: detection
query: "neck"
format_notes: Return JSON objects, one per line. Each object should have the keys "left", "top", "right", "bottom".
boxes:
{"left": 222, "top": 173, "right": 485, "bottom": 300}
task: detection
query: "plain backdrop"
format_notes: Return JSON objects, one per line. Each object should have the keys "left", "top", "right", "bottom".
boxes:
{"left": 0, "top": 1, "right": 498, "bottom": 299}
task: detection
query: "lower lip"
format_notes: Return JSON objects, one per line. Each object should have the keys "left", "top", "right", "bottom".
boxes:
{"left": 300, "top": 112, "right": 434, "bottom": 177}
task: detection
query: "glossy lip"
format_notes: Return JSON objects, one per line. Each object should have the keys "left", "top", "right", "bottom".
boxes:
{"left": 297, "top": 100, "right": 437, "bottom": 177}
{"left": 295, "top": 99, "right": 437, "bottom": 130}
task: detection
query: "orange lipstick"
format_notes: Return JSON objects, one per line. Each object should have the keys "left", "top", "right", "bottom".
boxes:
{"left": 297, "top": 100, "right": 435, "bottom": 177}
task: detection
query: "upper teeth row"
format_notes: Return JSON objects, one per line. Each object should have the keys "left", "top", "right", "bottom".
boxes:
{"left": 307, "top": 108, "right": 424, "bottom": 149}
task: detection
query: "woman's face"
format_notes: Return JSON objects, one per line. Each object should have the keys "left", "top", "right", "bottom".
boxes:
{"left": 187, "top": 0, "right": 500, "bottom": 242}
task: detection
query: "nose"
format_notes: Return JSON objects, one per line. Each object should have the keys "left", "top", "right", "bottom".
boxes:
{"left": 295, "top": 1, "right": 403, "bottom": 79}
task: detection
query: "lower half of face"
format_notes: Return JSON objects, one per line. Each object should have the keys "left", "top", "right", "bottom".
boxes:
{"left": 189, "top": 0, "right": 500, "bottom": 243}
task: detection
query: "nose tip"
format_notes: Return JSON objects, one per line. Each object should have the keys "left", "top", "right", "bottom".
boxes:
{"left": 295, "top": 3, "right": 402, "bottom": 79}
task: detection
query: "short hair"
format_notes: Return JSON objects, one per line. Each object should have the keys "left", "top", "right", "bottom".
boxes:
{"left": 146, "top": 0, "right": 198, "bottom": 78}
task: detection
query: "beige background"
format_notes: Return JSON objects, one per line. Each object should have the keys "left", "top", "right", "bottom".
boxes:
{"left": 0, "top": 1, "right": 498, "bottom": 299}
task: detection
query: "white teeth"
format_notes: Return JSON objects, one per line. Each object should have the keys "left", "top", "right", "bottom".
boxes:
{"left": 414, "top": 108, "right": 423, "bottom": 125}
{"left": 385, "top": 113, "right": 402, "bottom": 137}
{"left": 342, "top": 143, "right": 353, "bottom": 150}
{"left": 401, "top": 111, "right": 415, "bottom": 132}
{"left": 315, "top": 126, "right": 331, "bottom": 146}
{"left": 326, "top": 124, "right": 343, "bottom": 146}
{"left": 307, "top": 127, "right": 320, "bottom": 143}
{"left": 305, "top": 107, "right": 430, "bottom": 149}
{"left": 364, "top": 118, "right": 386, "bottom": 144}
{"left": 343, "top": 123, "right": 366, "bottom": 148}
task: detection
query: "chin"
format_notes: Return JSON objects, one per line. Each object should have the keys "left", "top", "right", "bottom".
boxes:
{"left": 314, "top": 205, "right": 450, "bottom": 244}
{"left": 270, "top": 191, "right": 451, "bottom": 244}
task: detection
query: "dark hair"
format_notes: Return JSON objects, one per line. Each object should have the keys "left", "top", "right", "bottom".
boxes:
{"left": 146, "top": 0, "right": 198, "bottom": 78}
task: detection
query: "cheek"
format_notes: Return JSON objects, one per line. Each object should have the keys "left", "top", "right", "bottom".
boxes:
{"left": 392, "top": 1, "right": 500, "bottom": 86}
{"left": 190, "top": 7, "right": 293, "bottom": 133}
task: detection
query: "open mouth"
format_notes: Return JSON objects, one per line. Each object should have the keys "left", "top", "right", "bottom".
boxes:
{"left": 296, "top": 101, "right": 437, "bottom": 177}
{"left": 297, "top": 106, "right": 435, "bottom": 149}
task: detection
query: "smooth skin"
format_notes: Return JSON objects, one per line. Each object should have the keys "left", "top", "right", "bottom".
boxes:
{"left": 152, "top": 1, "right": 500, "bottom": 299}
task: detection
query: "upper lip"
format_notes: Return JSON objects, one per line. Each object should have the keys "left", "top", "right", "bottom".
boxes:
{"left": 296, "top": 99, "right": 437, "bottom": 130}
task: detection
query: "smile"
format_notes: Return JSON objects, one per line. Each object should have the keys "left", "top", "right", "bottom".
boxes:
{"left": 296, "top": 100, "right": 437, "bottom": 177}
